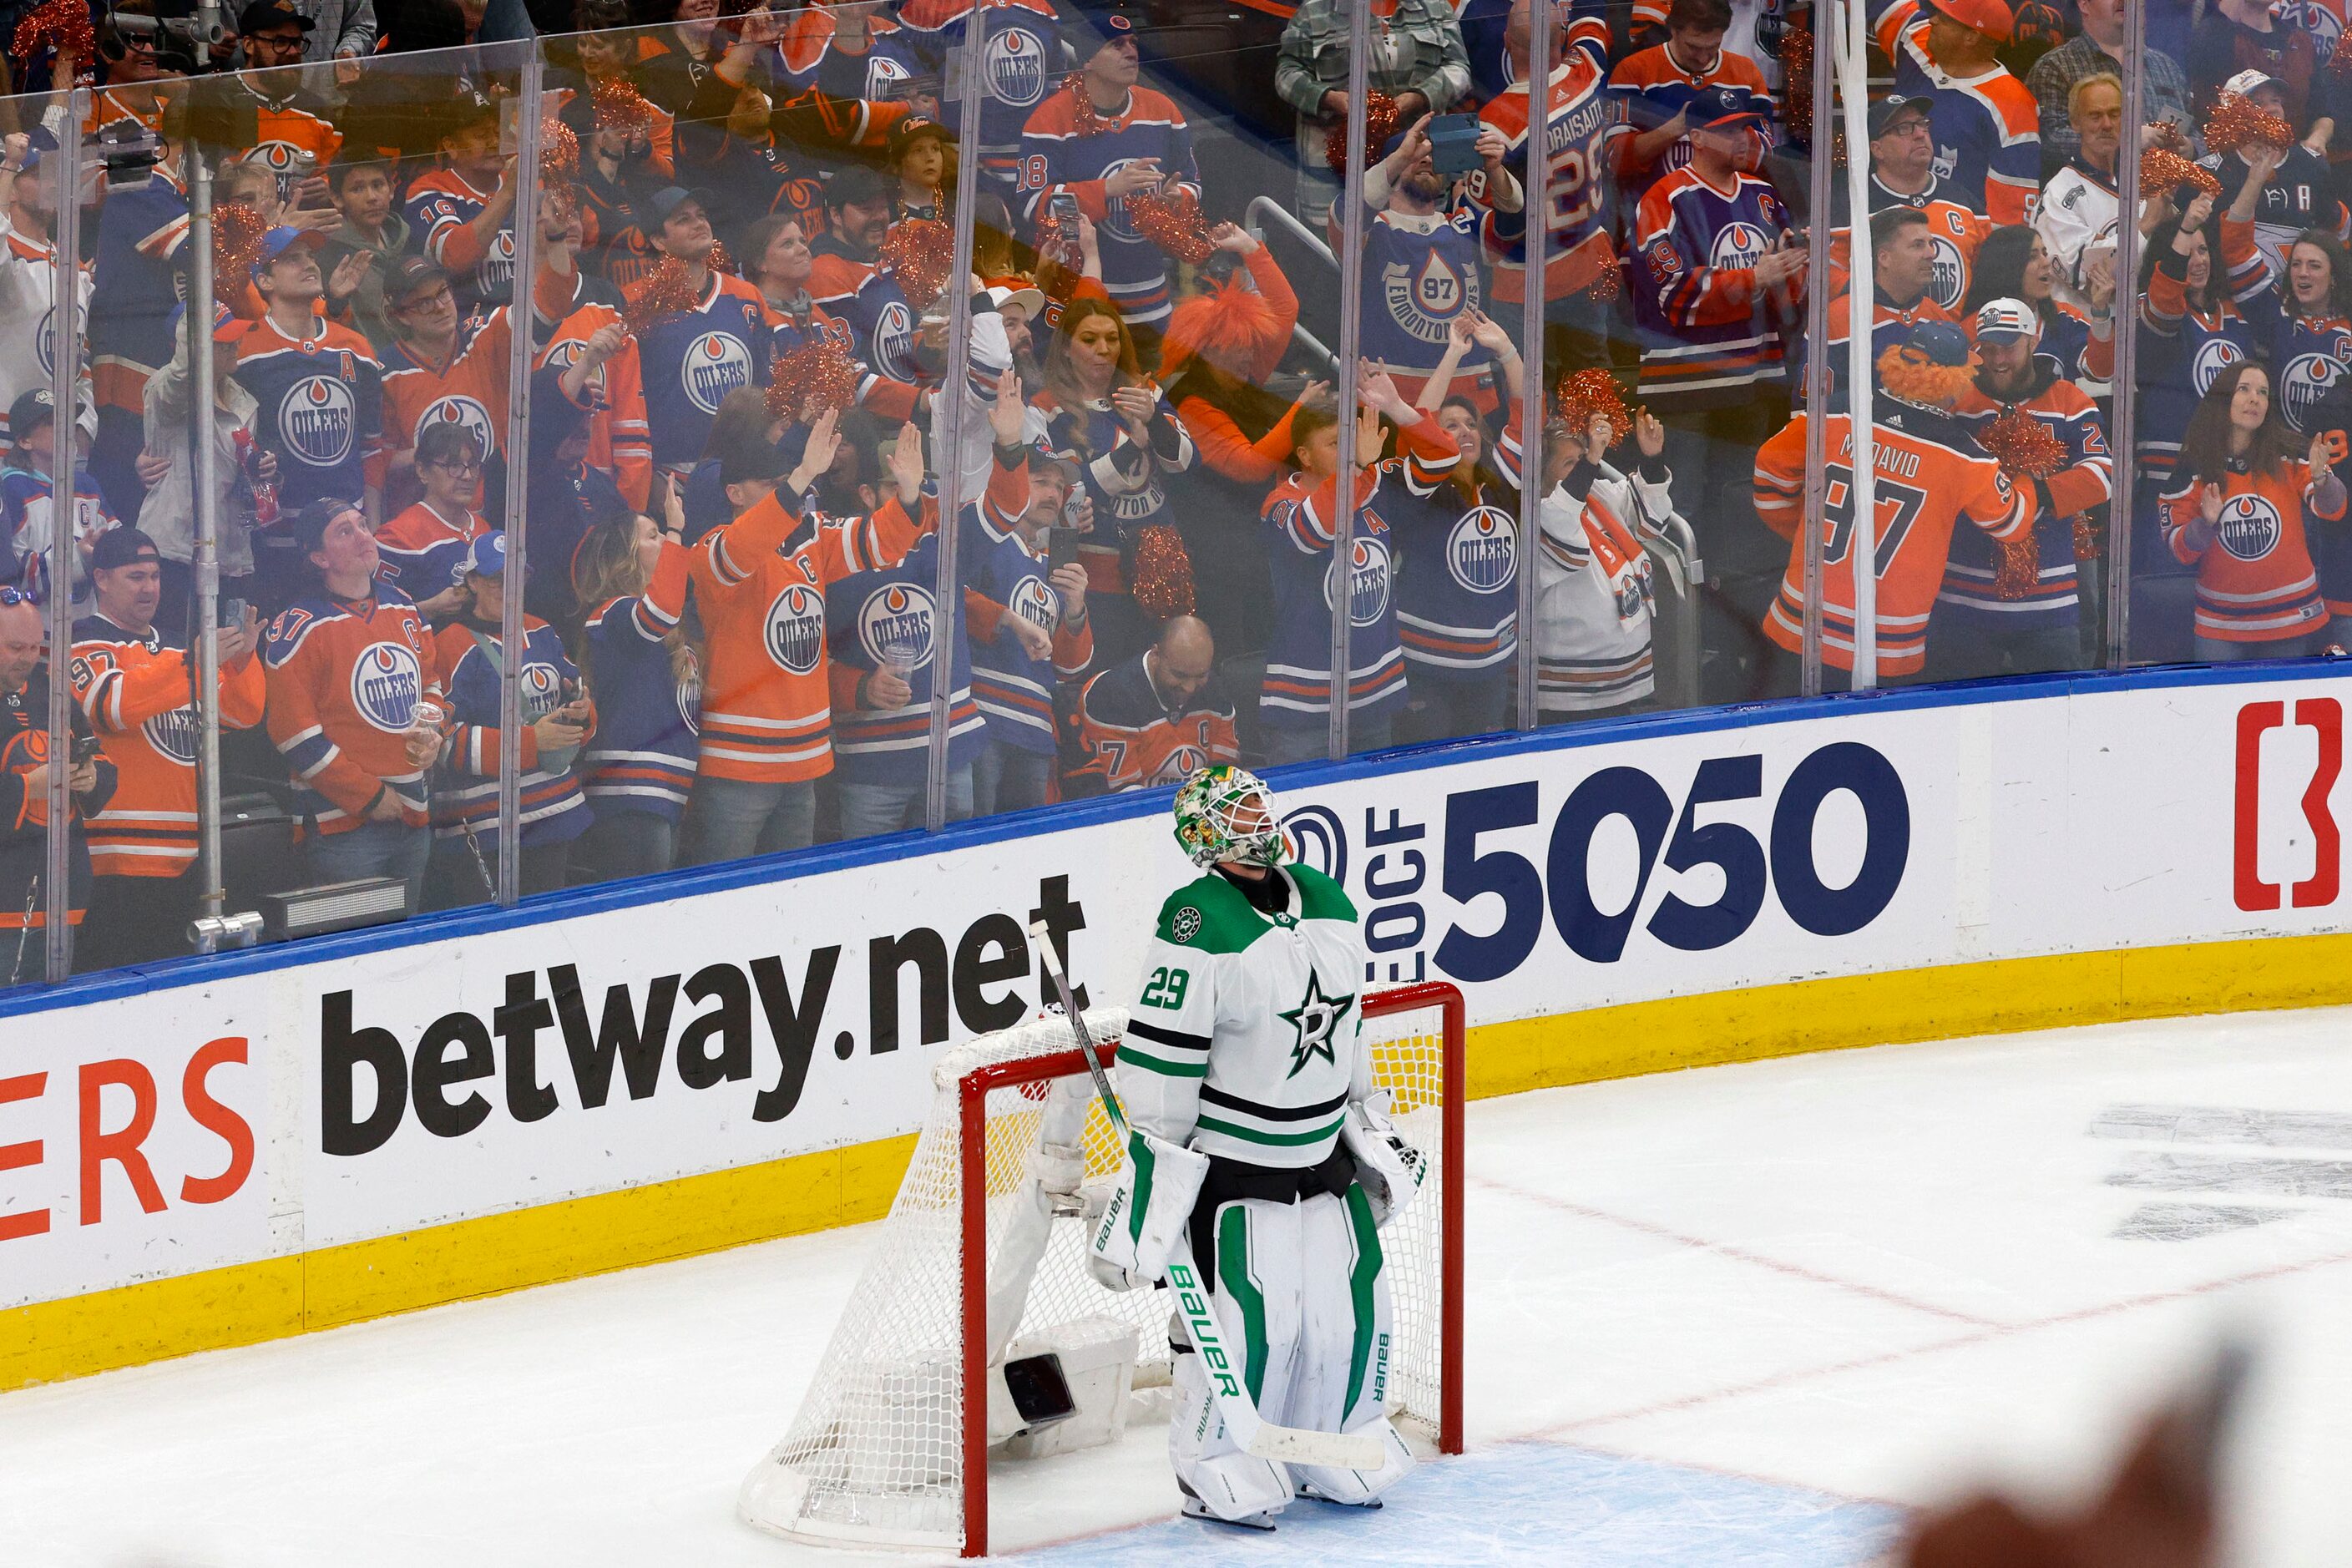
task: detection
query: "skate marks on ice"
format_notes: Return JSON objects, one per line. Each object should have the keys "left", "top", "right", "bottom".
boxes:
{"left": 2092, "top": 1103, "right": 2352, "bottom": 1238}
{"left": 1009, "top": 1443, "right": 1903, "bottom": 1567}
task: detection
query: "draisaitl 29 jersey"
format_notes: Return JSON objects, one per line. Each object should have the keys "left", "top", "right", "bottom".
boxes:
{"left": 1120, "top": 862, "right": 1374, "bottom": 1171}
{"left": 1469, "top": 13, "right": 1616, "bottom": 306}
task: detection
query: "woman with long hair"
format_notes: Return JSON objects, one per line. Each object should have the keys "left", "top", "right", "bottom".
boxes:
{"left": 2162, "top": 360, "right": 2346, "bottom": 660}
{"left": 1034, "top": 296, "right": 1196, "bottom": 665}
{"left": 569, "top": 492, "right": 700, "bottom": 879}
{"left": 1962, "top": 224, "right": 2092, "bottom": 382}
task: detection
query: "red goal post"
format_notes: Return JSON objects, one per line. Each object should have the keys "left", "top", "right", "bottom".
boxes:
{"left": 740, "top": 981, "right": 1466, "bottom": 1558}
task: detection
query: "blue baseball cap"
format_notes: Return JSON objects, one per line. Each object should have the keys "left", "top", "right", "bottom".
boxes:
{"left": 254, "top": 226, "right": 319, "bottom": 276}
{"left": 1905, "top": 321, "right": 1973, "bottom": 367}
{"left": 463, "top": 530, "right": 508, "bottom": 579}
{"left": 1689, "top": 86, "right": 1766, "bottom": 130}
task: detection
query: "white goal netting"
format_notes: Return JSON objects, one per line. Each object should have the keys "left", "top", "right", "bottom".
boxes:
{"left": 739, "top": 994, "right": 1457, "bottom": 1555}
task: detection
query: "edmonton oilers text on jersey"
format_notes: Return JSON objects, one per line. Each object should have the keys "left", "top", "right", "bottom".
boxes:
{"left": 763, "top": 583, "right": 826, "bottom": 674}
{"left": 350, "top": 641, "right": 424, "bottom": 732}
{"left": 859, "top": 582, "right": 937, "bottom": 668}
{"left": 1322, "top": 533, "right": 1393, "bottom": 625}
{"left": 685, "top": 331, "right": 755, "bottom": 416}
{"left": 282, "top": 377, "right": 357, "bottom": 468}
{"left": 1384, "top": 252, "right": 1477, "bottom": 346}
{"left": 2216, "top": 493, "right": 2286, "bottom": 561}
{"left": 1448, "top": 508, "right": 1517, "bottom": 594}
{"left": 984, "top": 24, "right": 1050, "bottom": 109}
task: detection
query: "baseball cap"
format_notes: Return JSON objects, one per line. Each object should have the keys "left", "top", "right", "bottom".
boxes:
{"left": 253, "top": 225, "right": 320, "bottom": 276}
{"left": 89, "top": 528, "right": 161, "bottom": 572}
{"left": 1029, "top": 440, "right": 1082, "bottom": 481}
{"left": 2223, "top": 68, "right": 2284, "bottom": 99}
{"left": 6, "top": 388, "right": 56, "bottom": 445}
{"left": 825, "top": 164, "right": 891, "bottom": 210}
{"left": 235, "top": 0, "right": 314, "bottom": 33}
{"left": 1688, "top": 85, "right": 1766, "bottom": 130}
{"left": 646, "top": 186, "right": 717, "bottom": 229}
{"left": 718, "top": 430, "right": 789, "bottom": 488}
{"left": 1867, "top": 94, "right": 1932, "bottom": 139}
{"left": 291, "top": 496, "right": 365, "bottom": 557}
{"left": 463, "top": 531, "right": 507, "bottom": 579}
{"left": 985, "top": 283, "right": 1047, "bottom": 321}
{"left": 1906, "top": 321, "right": 1974, "bottom": 367}
{"left": 1972, "top": 297, "right": 2041, "bottom": 344}
{"left": 386, "top": 255, "right": 452, "bottom": 307}
{"left": 1923, "top": 0, "right": 2011, "bottom": 42}
{"left": 888, "top": 118, "right": 953, "bottom": 159}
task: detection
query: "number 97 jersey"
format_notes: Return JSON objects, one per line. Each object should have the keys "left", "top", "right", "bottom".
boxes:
{"left": 1753, "top": 408, "right": 2033, "bottom": 677}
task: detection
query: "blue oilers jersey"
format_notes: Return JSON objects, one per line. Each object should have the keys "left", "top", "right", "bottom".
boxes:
{"left": 633, "top": 272, "right": 774, "bottom": 468}
{"left": 832, "top": 268, "right": 924, "bottom": 387}
{"left": 432, "top": 617, "right": 591, "bottom": 854}
{"left": 88, "top": 173, "right": 190, "bottom": 412}
{"left": 772, "top": 13, "right": 927, "bottom": 102}
{"left": 962, "top": 496, "right": 1089, "bottom": 754}
{"left": 2274, "top": 312, "right": 2352, "bottom": 437}
{"left": 1351, "top": 204, "right": 1492, "bottom": 391}
{"left": 1016, "top": 83, "right": 1201, "bottom": 326}
{"left": 229, "top": 316, "right": 386, "bottom": 512}
{"left": 1393, "top": 482, "right": 1519, "bottom": 683}
{"left": 900, "top": 0, "right": 1067, "bottom": 169}
{"left": 825, "top": 527, "right": 987, "bottom": 784}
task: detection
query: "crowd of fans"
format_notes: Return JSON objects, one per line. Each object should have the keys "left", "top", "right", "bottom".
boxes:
{"left": 0, "top": 0, "right": 2343, "bottom": 975}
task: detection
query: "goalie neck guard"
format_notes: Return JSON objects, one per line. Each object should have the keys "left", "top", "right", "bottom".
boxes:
{"left": 1172, "top": 764, "right": 1288, "bottom": 869}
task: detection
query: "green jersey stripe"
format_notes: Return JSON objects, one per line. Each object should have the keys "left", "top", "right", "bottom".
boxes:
{"left": 1119, "top": 1046, "right": 1209, "bottom": 1079}
{"left": 1195, "top": 1113, "right": 1348, "bottom": 1147}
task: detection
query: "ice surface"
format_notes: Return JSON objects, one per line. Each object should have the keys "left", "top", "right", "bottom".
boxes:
{"left": 5, "top": 1007, "right": 2352, "bottom": 1565}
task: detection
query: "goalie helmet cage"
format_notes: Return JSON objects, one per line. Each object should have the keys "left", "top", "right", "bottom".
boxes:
{"left": 739, "top": 979, "right": 1465, "bottom": 1558}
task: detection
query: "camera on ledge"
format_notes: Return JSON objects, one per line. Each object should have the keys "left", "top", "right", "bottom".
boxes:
{"left": 99, "top": 1, "right": 226, "bottom": 77}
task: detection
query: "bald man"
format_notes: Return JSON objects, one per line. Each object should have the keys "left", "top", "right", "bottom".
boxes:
{"left": 0, "top": 595, "right": 115, "bottom": 981}
{"left": 1070, "top": 615, "right": 1241, "bottom": 794}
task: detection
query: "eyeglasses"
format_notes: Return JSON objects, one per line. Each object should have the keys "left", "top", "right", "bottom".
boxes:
{"left": 426, "top": 456, "right": 482, "bottom": 474}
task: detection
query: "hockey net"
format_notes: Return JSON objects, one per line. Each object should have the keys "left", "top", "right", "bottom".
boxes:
{"left": 739, "top": 981, "right": 1464, "bottom": 1557}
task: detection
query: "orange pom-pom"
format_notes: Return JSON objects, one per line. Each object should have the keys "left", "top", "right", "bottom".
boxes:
{"left": 766, "top": 339, "right": 861, "bottom": 421}
{"left": 1064, "top": 71, "right": 1115, "bottom": 139}
{"left": 2205, "top": 92, "right": 2294, "bottom": 155}
{"left": 540, "top": 119, "right": 579, "bottom": 183}
{"left": 1131, "top": 523, "right": 1196, "bottom": 619}
{"left": 1327, "top": 90, "right": 1400, "bottom": 177}
{"left": 2146, "top": 119, "right": 2191, "bottom": 155}
{"left": 212, "top": 203, "right": 269, "bottom": 307}
{"left": 1128, "top": 185, "right": 1214, "bottom": 266}
{"left": 623, "top": 257, "right": 702, "bottom": 332}
{"left": 590, "top": 75, "right": 660, "bottom": 137}
{"left": 1976, "top": 407, "right": 2066, "bottom": 478}
{"left": 1554, "top": 368, "right": 1640, "bottom": 448}
{"left": 1584, "top": 250, "right": 1624, "bottom": 301}
{"left": 1780, "top": 23, "right": 1813, "bottom": 98}
{"left": 2332, "top": 28, "right": 2352, "bottom": 77}
{"left": 882, "top": 218, "right": 955, "bottom": 309}
{"left": 13, "top": 0, "right": 96, "bottom": 78}
{"left": 2071, "top": 513, "right": 2103, "bottom": 561}
{"left": 2140, "top": 146, "right": 2220, "bottom": 199}
{"left": 1992, "top": 525, "right": 2042, "bottom": 599}
{"left": 1874, "top": 342, "right": 1975, "bottom": 407}
{"left": 707, "top": 239, "right": 735, "bottom": 276}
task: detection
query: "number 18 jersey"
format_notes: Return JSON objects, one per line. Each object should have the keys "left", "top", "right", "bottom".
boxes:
{"left": 1755, "top": 407, "right": 2032, "bottom": 675}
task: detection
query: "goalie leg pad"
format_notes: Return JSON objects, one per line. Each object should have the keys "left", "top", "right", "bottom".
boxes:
{"left": 1280, "top": 1186, "right": 1416, "bottom": 1505}
{"left": 1166, "top": 1196, "right": 1304, "bottom": 1521}
{"left": 1088, "top": 1129, "right": 1210, "bottom": 1292}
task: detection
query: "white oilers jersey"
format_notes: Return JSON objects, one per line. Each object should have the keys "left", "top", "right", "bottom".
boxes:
{"left": 1120, "top": 865, "right": 1372, "bottom": 1171}
{"left": 0, "top": 217, "right": 90, "bottom": 450}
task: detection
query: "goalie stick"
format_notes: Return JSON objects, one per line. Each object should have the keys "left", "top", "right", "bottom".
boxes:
{"left": 1024, "top": 922, "right": 1389, "bottom": 1474}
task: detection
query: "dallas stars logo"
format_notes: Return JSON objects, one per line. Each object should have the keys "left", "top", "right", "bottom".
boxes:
{"left": 1279, "top": 971, "right": 1356, "bottom": 1079}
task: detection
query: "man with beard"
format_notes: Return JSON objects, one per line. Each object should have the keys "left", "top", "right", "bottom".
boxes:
{"left": 1930, "top": 297, "right": 2109, "bottom": 679}
{"left": 807, "top": 164, "right": 894, "bottom": 312}
{"left": 1811, "top": 206, "right": 1955, "bottom": 408}
{"left": 68, "top": 529, "right": 266, "bottom": 970}
{"left": 626, "top": 187, "right": 773, "bottom": 483}
{"left": 1338, "top": 113, "right": 1515, "bottom": 408}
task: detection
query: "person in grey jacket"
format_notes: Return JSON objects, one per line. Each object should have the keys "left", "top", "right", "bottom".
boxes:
{"left": 1276, "top": 0, "right": 1473, "bottom": 226}
{"left": 136, "top": 312, "right": 269, "bottom": 644}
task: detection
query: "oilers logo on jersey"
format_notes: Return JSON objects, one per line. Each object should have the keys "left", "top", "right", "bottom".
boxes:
{"left": 1383, "top": 252, "right": 1475, "bottom": 346}
{"left": 1448, "top": 507, "right": 1517, "bottom": 594}
{"left": 1099, "top": 160, "right": 1156, "bottom": 242}
{"left": 1150, "top": 744, "right": 1209, "bottom": 787}
{"left": 2217, "top": 493, "right": 2284, "bottom": 560}
{"left": 144, "top": 706, "right": 201, "bottom": 766}
{"left": 2280, "top": 351, "right": 2348, "bottom": 433}
{"left": 762, "top": 584, "right": 827, "bottom": 674}
{"left": 519, "top": 659, "right": 564, "bottom": 720}
{"left": 1709, "top": 221, "right": 1771, "bottom": 271}
{"left": 36, "top": 301, "right": 84, "bottom": 378}
{"left": 984, "top": 25, "right": 1051, "bottom": 109}
{"left": 871, "top": 301, "right": 918, "bottom": 382}
{"left": 859, "top": 582, "right": 937, "bottom": 668}
{"left": 479, "top": 229, "right": 518, "bottom": 296}
{"left": 683, "top": 331, "right": 755, "bottom": 416}
{"left": 866, "top": 52, "right": 913, "bottom": 99}
{"left": 1008, "top": 573, "right": 1056, "bottom": 630}
{"left": 349, "top": 641, "right": 424, "bottom": 731}
{"left": 281, "top": 377, "right": 357, "bottom": 468}
{"left": 1322, "top": 534, "right": 1393, "bottom": 625}
{"left": 421, "top": 397, "right": 495, "bottom": 463}
{"left": 541, "top": 336, "right": 606, "bottom": 399}
{"left": 2193, "top": 337, "right": 2248, "bottom": 398}
{"left": 1927, "top": 235, "right": 1968, "bottom": 309}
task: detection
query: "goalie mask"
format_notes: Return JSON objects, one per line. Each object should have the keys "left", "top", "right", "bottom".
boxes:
{"left": 1172, "top": 765, "right": 1289, "bottom": 869}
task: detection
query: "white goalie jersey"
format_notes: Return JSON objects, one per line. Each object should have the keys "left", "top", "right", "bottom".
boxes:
{"left": 1119, "top": 863, "right": 1373, "bottom": 1171}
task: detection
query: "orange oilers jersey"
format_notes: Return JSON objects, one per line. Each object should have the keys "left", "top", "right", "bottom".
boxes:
{"left": 1756, "top": 408, "right": 2034, "bottom": 675}
{"left": 1072, "top": 652, "right": 1241, "bottom": 794}
{"left": 240, "top": 92, "right": 345, "bottom": 195}
{"left": 1826, "top": 199, "right": 1990, "bottom": 313}
{"left": 539, "top": 291, "right": 654, "bottom": 513}
{"left": 262, "top": 590, "right": 445, "bottom": 835}
{"left": 68, "top": 616, "right": 266, "bottom": 878}
{"left": 2162, "top": 460, "right": 2339, "bottom": 642}
{"left": 688, "top": 488, "right": 933, "bottom": 784}
{"left": 1470, "top": 47, "right": 1617, "bottom": 305}
{"left": 373, "top": 266, "right": 574, "bottom": 491}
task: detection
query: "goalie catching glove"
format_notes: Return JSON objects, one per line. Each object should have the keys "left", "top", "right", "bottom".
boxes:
{"left": 1087, "top": 1127, "right": 1210, "bottom": 1292}
{"left": 1341, "top": 1089, "right": 1427, "bottom": 1227}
